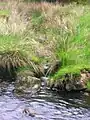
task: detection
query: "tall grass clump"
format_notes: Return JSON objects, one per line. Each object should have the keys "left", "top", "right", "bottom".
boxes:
{"left": 0, "top": 35, "right": 29, "bottom": 73}
{"left": 54, "top": 12, "right": 90, "bottom": 79}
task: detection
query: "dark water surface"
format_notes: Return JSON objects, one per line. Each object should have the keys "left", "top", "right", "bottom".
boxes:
{"left": 0, "top": 82, "right": 90, "bottom": 120}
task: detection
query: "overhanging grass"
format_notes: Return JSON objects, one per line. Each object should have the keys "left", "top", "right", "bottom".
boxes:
{"left": 0, "top": 34, "right": 43, "bottom": 75}
{"left": 53, "top": 64, "right": 90, "bottom": 80}
{"left": 0, "top": 35, "right": 29, "bottom": 72}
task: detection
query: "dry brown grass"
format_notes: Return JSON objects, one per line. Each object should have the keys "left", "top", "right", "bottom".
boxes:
{"left": 0, "top": 51, "right": 28, "bottom": 71}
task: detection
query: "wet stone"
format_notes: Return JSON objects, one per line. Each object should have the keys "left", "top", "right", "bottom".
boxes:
{"left": 14, "top": 71, "right": 41, "bottom": 96}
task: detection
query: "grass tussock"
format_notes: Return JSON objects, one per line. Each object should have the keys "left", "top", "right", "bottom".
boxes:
{"left": 0, "top": 51, "right": 28, "bottom": 70}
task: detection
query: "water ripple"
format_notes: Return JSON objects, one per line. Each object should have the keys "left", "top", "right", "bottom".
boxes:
{"left": 0, "top": 83, "right": 90, "bottom": 120}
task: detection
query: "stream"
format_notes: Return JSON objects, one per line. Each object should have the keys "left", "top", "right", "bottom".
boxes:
{"left": 0, "top": 82, "right": 90, "bottom": 120}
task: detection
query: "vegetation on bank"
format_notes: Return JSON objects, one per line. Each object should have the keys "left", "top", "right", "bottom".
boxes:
{"left": 0, "top": 0, "right": 90, "bottom": 89}
{"left": 53, "top": 13, "right": 90, "bottom": 79}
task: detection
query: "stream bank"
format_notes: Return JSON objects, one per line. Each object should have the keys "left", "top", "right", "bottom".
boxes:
{"left": 0, "top": 55, "right": 90, "bottom": 95}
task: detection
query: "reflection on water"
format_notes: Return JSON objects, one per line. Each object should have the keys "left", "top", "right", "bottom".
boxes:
{"left": 0, "top": 82, "right": 90, "bottom": 120}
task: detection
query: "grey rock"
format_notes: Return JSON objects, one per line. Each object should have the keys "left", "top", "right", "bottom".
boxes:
{"left": 14, "top": 71, "right": 41, "bottom": 96}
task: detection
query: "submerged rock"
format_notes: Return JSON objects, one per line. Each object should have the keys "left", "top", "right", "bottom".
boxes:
{"left": 23, "top": 108, "right": 36, "bottom": 117}
{"left": 14, "top": 71, "right": 41, "bottom": 96}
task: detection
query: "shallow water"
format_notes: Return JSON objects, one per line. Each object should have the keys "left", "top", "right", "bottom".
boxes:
{"left": 0, "top": 82, "right": 90, "bottom": 120}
